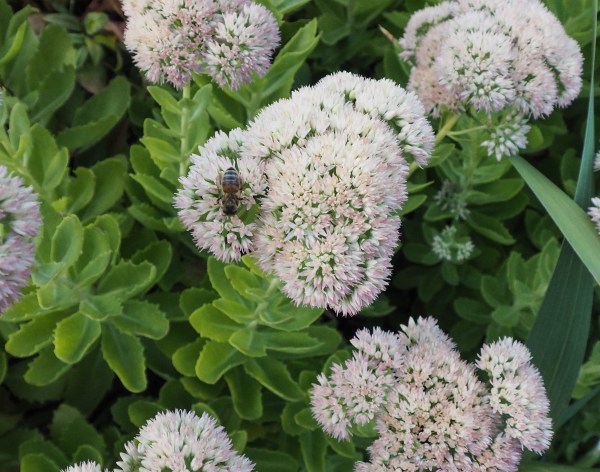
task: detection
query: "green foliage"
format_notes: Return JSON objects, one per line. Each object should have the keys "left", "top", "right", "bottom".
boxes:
{"left": 0, "top": 0, "right": 599, "bottom": 470}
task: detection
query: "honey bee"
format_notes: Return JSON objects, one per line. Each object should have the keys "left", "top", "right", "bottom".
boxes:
{"left": 217, "top": 167, "right": 243, "bottom": 215}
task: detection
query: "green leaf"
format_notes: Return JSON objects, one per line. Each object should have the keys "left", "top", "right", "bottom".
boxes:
{"left": 466, "top": 211, "right": 515, "bottom": 244}
{"left": 519, "top": 2, "right": 597, "bottom": 426}
{"left": 229, "top": 329, "right": 267, "bottom": 357}
{"left": 54, "top": 312, "right": 101, "bottom": 364}
{"left": 180, "top": 287, "right": 218, "bottom": 317}
{"left": 79, "top": 294, "right": 122, "bottom": 320}
{"left": 72, "top": 444, "right": 103, "bottom": 466}
{"left": 299, "top": 430, "right": 327, "bottom": 472}
{"left": 20, "top": 454, "right": 60, "bottom": 472}
{"left": 25, "top": 348, "right": 71, "bottom": 385}
{"left": 26, "top": 24, "right": 74, "bottom": 90}
{"left": 101, "top": 324, "right": 147, "bottom": 393}
{"left": 466, "top": 178, "right": 524, "bottom": 205}
{"left": 195, "top": 341, "right": 246, "bottom": 384}
{"left": 224, "top": 368, "right": 263, "bottom": 420}
{"left": 510, "top": 157, "right": 600, "bottom": 285}
{"left": 110, "top": 300, "right": 169, "bottom": 339}
{"left": 30, "top": 66, "right": 76, "bottom": 124}
{"left": 213, "top": 298, "right": 256, "bottom": 324}
{"left": 6, "top": 311, "right": 66, "bottom": 357}
{"left": 50, "top": 215, "right": 83, "bottom": 268}
{"left": 248, "top": 19, "right": 319, "bottom": 107}
{"left": 263, "top": 331, "right": 324, "bottom": 355}
{"left": 189, "top": 305, "right": 239, "bottom": 342}
{"left": 147, "top": 85, "right": 180, "bottom": 113}
{"left": 244, "top": 357, "right": 305, "bottom": 401}
{"left": 63, "top": 167, "right": 94, "bottom": 213}
{"left": 97, "top": 261, "right": 156, "bottom": 300}
{"left": 50, "top": 404, "right": 106, "bottom": 457}
{"left": 131, "top": 174, "right": 176, "bottom": 210}
{"left": 224, "top": 265, "right": 261, "bottom": 297}
{"left": 245, "top": 448, "right": 298, "bottom": 472}
{"left": 17, "top": 439, "right": 68, "bottom": 468}
{"left": 72, "top": 226, "right": 112, "bottom": 287}
{"left": 325, "top": 434, "right": 361, "bottom": 460}
{"left": 172, "top": 339, "right": 206, "bottom": 376}
{"left": 131, "top": 240, "right": 173, "bottom": 285}
{"left": 56, "top": 76, "right": 131, "bottom": 150}
{"left": 81, "top": 157, "right": 127, "bottom": 219}
{"left": 207, "top": 257, "right": 246, "bottom": 304}
{"left": 490, "top": 305, "right": 520, "bottom": 328}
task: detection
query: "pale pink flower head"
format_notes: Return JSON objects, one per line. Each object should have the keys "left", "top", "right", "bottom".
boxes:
{"left": 312, "top": 317, "right": 553, "bottom": 471}
{"left": 400, "top": 0, "right": 583, "bottom": 159}
{"left": 594, "top": 151, "right": 600, "bottom": 172}
{"left": 123, "top": 0, "right": 218, "bottom": 88}
{"left": 363, "top": 318, "right": 495, "bottom": 471}
{"left": 202, "top": 1, "right": 280, "bottom": 90}
{"left": 589, "top": 197, "right": 600, "bottom": 236}
{"left": 0, "top": 166, "right": 41, "bottom": 313}
{"left": 245, "top": 73, "right": 433, "bottom": 315}
{"left": 252, "top": 107, "right": 408, "bottom": 316}
{"left": 123, "top": 0, "right": 279, "bottom": 89}
{"left": 401, "top": 0, "right": 583, "bottom": 118}
{"left": 477, "top": 337, "right": 553, "bottom": 453}
{"left": 116, "top": 410, "right": 254, "bottom": 472}
{"left": 175, "top": 129, "right": 267, "bottom": 262}
{"left": 60, "top": 462, "right": 108, "bottom": 472}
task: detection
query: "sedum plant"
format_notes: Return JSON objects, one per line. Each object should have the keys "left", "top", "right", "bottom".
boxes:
{"left": 0, "top": 0, "right": 599, "bottom": 470}
{"left": 311, "top": 317, "right": 552, "bottom": 471}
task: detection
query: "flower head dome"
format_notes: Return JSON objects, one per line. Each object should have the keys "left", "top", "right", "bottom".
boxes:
{"left": 311, "top": 317, "right": 553, "bottom": 471}
{"left": 116, "top": 410, "right": 254, "bottom": 472}
{"left": 399, "top": 0, "right": 583, "bottom": 159}
{"left": 0, "top": 166, "right": 41, "bottom": 313}
{"left": 400, "top": 0, "right": 583, "bottom": 119}
{"left": 177, "top": 72, "right": 434, "bottom": 315}
{"left": 123, "top": 0, "right": 280, "bottom": 89}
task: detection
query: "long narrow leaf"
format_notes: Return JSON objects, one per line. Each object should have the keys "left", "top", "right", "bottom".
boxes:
{"left": 510, "top": 156, "right": 600, "bottom": 285}
{"left": 512, "top": 0, "right": 596, "bottom": 427}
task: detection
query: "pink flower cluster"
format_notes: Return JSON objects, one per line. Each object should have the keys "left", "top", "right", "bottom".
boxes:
{"left": 311, "top": 317, "right": 553, "bottom": 471}
{"left": 62, "top": 410, "right": 254, "bottom": 472}
{"left": 399, "top": 0, "right": 583, "bottom": 159}
{"left": 0, "top": 166, "right": 41, "bottom": 313}
{"left": 122, "top": 0, "right": 280, "bottom": 89}
{"left": 175, "top": 72, "right": 435, "bottom": 315}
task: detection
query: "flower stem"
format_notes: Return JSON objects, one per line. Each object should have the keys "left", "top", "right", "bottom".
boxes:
{"left": 435, "top": 113, "right": 460, "bottom": 144}
{"left": 447, "top": 125, "right": 487, "bottom": 138}
{"left": 179, "top": 84, "right": 192, "bottom": 176}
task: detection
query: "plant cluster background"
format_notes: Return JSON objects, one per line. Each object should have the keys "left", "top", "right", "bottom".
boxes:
{"left": 0, "top": 0, "right": 599, "bottom": 471}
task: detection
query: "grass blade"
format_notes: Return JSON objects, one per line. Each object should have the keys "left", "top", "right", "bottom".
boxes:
{"left": 511, "top": 0, "right": 596, "bottom": 427}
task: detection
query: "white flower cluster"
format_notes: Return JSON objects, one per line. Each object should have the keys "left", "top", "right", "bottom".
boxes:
{"left": 175, "top": 72, "right": 435, "bottom": 315}
{"left": 60, "top": 410, "right": 254, "bottom": 472}
{"left": 400, "top": 0, "right": 583, "bottom": 159}
{"left": 311, "top": 317, "right": 553, "bottom": 471}
{"left": 0, "top": 166, "right": 41, "bottom": 313}
{"left": 588, "top": 197, "right": 600, "bottom": 236}
{"left": 431, "top": 225, "right": 475, "bottom": 263}
{"left": 123, "top": 0, "right": 280, "bottom": 89}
